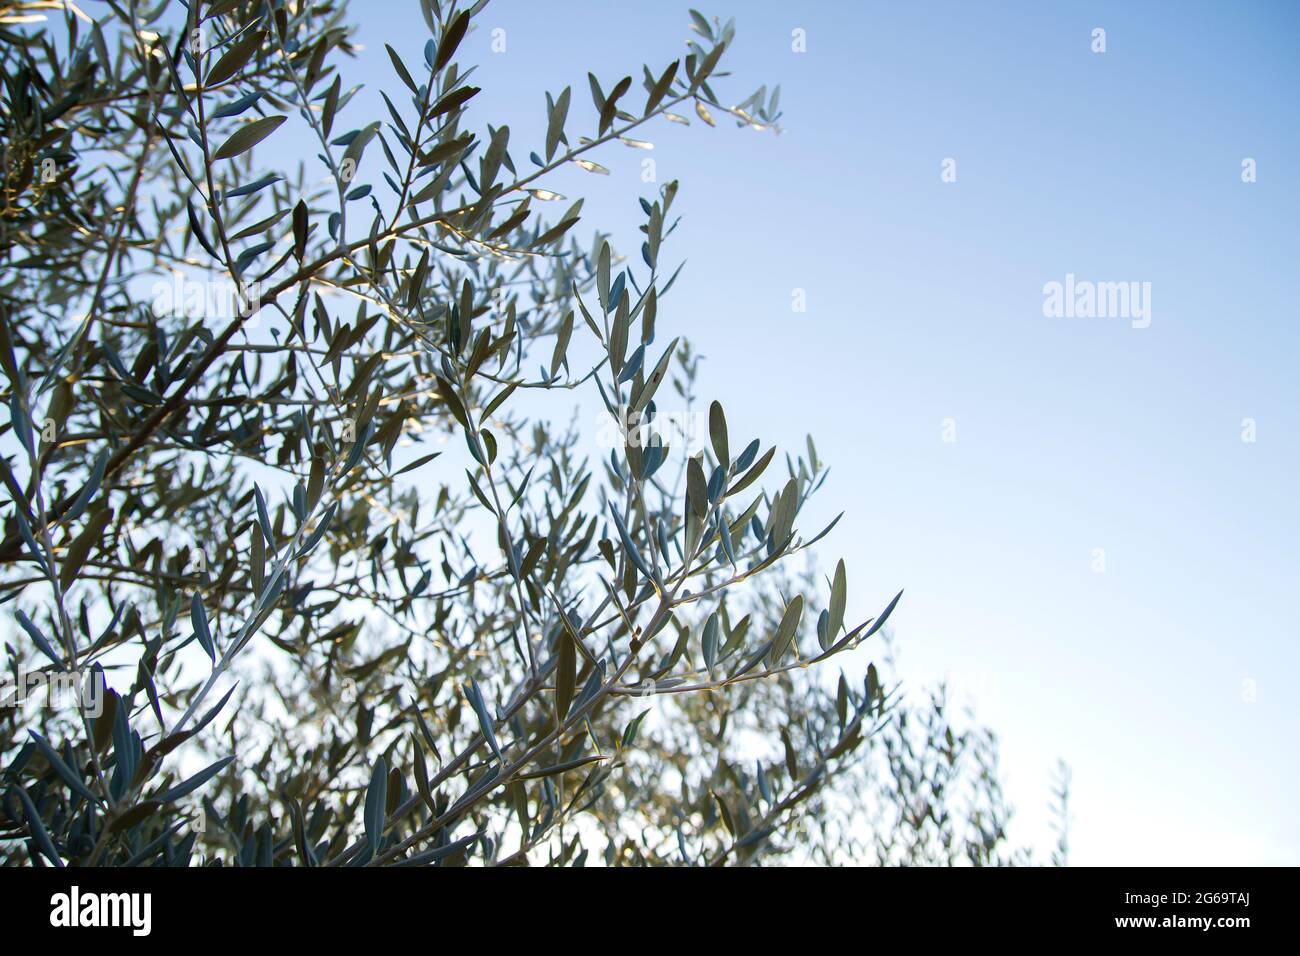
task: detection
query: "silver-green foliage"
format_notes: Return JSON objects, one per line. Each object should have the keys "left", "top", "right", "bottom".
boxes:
{"left": 0, "top": 0, "right": 1042, "bottom": 866}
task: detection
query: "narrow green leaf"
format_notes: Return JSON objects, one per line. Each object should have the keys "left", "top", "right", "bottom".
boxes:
{"left": 206, "top": 29, "right": 264, "bottom": 87}
{"left": 191, "top": 593, "right": 215, "bottom": 661}
{"left": 155, "top": 755, "right": 234, "bottom": 803}
{"left": 28, "top": 732, "right": 99, "bottom": 804}
{"left": 385, "top": 44, "right": 418, "bottom": 95}
{"left": 213, "top": 115, "right": 286, "bottom": 161}
{"left": 555, "top": 623, "right": 576, "bottom": 723}
{"left": 16, "top": 786, "right": 62, "bottom": 866}
{"left": 771, "top": 595, "right": 804, "bottom": 662}
{"left": 726, "top": 446, "right": 774, "bottom": 497}
{"left": 546, "top": 86, "right": 571, "bottom": 161}
{"left": 16, "top": 610, "right": 65, "bottom": 669}
{"left": 518, "top": 754, "right": 605, "bottom": 780}
{"left": 709, "top": 400, "right": 729, "bottom": 467}
{"left": 364, "top": 756, "right": 388, "bottom": 848}
{"left": 828, "top": 560, "right": 847, "bottom": 641}
{"left": 433, "top": 10, "right": 471, "bottom": 73}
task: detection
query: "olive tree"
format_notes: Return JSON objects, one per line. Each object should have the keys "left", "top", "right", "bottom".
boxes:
{"left": 0, "top": 0, "right": 1052, "bottom": 866}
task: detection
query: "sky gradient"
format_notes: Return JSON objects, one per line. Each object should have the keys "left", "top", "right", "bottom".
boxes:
{"left": 332, "top": 0, "right": 1300, "bottom": 864}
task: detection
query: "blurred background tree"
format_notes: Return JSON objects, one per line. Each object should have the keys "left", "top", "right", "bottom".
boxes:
{"left": 0, "top": 0, "right": 1063, "bottom": 866}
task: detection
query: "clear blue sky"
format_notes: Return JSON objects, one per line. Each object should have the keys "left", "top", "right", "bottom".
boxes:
{"left": 336, "top": 0, "right": 1299, "bottom": 864}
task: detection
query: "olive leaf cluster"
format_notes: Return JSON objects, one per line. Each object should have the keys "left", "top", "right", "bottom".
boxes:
{"left": 0, "top": 0, "right": 1038, "bottom": 867}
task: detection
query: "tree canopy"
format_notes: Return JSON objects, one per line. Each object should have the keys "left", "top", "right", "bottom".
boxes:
{"left": 0, "top": 0, "right": 1057, "bottom": 867}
